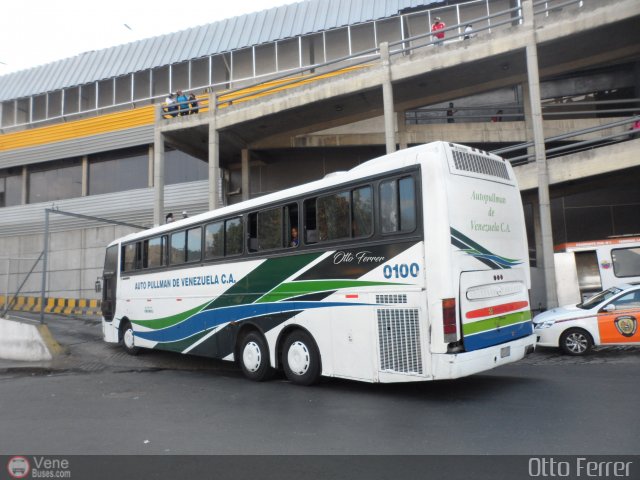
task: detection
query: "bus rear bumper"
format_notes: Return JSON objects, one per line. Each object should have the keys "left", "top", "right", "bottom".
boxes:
{"left": 102, "top": 318, "right": 120, "bottom": 344}
{"left": 431, "top": 334, "right": 536, "bottom": 380}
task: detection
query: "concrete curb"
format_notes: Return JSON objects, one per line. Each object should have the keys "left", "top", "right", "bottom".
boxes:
{"left": 0, "top": 317, "right": 67, "bottom": 362}
{"left": 37, "top": 323, "right": 67, "bottom": 356}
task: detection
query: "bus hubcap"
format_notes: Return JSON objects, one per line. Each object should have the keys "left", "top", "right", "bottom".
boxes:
{"left": 243, "top": 342, "right": 262, "bottom": 372}
{"left": 288, "top": 341, "right": 310, "bottom": 375}
{"left": 124, "top": 328, "right": 135, "bottom": 349}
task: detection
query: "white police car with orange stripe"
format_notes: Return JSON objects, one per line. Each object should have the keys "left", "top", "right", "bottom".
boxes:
{"left": 533, "top": 283, "right": 640, "bottom": 355}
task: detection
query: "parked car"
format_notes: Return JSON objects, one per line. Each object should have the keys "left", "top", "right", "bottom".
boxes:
{"left": 533, "top": 283, "right": 640, "bottom": 355}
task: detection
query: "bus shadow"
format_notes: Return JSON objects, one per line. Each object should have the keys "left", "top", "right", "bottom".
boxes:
{"left": 312, "top": 372, "right": 543, "bottom": 402}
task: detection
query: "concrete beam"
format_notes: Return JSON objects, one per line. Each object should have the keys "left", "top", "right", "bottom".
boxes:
{"left": 250, "top": 117, "right": 627, "bottom": 149}
{"left": 514, "top": 138, "right": 640, "bottom": 191}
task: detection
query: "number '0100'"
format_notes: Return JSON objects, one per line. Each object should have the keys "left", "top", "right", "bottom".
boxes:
{"left": 383, "top": 263, "right": 420, "bottom": 279}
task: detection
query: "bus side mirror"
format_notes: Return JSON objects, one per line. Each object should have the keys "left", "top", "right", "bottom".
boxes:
{"left": 601, "top": 304, "right": 615, "bottom": 313}
{"left": 95, "top": 277, "right": 102, "bottom": 293}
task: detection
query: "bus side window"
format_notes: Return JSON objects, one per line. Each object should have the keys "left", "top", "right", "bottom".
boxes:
{"left": 398, "top": 177, "right": 416, "bottom": 232}
{"left": 380, "top": 177, "right": 416, "bottom": 234}
{"left": 144, "top": 235, "right": 167, "bottom": 268}
{"left": 380, "top": 180, "right": 398, "bottom": 233}
{"left": 205, "top": 221, "right": 224, "bottom": 259}
{"left": 303, "top": 199, "right": 318, "bottom": 244}
{"left": 284, "top": 203, "right": 299, "bottom": 248}
{"left": 170, "top": 231, "right": 185, "bottom": 264}
{"left": 225, "top": 217, "right": 243, "bottom": 256}
{"left": 247, "top": 213, "right": 258, "bottom": 252}
{"left": 186, "top": 227, "right": 202, "bottom": 263}
{"left": 317, "top": 191, "right": 350, "bottom": 241}
{"left": 352, "top": 186, "right": 373, "bottom": 238}
{"left": 258, "top": 207, "right": 282, "bottom": 250}
{"left": 170, "top": 227, "right": 202, "bottom": 264}
{"left": 121, "top": 242, "right": 139, "bottom": 272}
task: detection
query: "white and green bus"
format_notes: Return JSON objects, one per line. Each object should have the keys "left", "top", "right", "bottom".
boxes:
{"left": 101, "top": 141, "right": 535, "bottom": 385}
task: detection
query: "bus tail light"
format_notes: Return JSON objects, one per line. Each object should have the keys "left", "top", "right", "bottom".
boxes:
{"left": 443, "top": 298, "right": 458, "bottom": 343}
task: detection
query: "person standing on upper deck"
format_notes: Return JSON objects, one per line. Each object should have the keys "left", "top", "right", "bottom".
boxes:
{"left": 431, "top": 17, "right": 446, "bottom": 46}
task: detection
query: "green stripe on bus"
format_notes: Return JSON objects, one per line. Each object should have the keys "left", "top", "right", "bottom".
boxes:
{"left": 257, "top": 279, "right": 400, "bottom": 303}
{"left": 462, "top": 310, "right": 532, "bottom": 336}
{"left": 130, "top": 302, "right": 208, "bottom": 330}
{"left": 161, "top": 329, "right": 213, "bottom": 353}
{"left": 203, "top": 252, "right": 324, "bottom": 310}
{"left": 132, "top": 253, "right": 324, "bottom": 330}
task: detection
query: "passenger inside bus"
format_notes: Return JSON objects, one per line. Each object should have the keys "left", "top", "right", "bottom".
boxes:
{"left": 290, "top": 227, "right": 299, "bottom": 247}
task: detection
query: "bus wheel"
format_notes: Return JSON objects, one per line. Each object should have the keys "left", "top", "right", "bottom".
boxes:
{"left": 282, "top": 330, "right": 321, "bottom": 386}
{"left": 560, "top": 328, "right": 593, "bottom": 356}
{"left": 121, "top": 321, "right": 140, "bottom": 356}
{"left": 239, "top": 331, "right": 274, "bottom": 382}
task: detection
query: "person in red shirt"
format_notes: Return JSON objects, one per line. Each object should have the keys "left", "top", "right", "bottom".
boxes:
{"left": 630, "top": 116, "right": 640, "bottom": 138}
{"left": 431, "top": 17, "right": 446, "bottom": 46}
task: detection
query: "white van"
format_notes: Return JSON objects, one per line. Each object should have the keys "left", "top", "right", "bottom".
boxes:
{"left": 554, "top": 236, "right": 640, "bottom": 305}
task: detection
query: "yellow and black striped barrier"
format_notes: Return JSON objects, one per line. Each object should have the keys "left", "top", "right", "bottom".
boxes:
{"left": 0, "top": 295, "right": 101, "bottom": 317}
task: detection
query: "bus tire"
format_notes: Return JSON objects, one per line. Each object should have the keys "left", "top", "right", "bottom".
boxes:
{"left": 282, "top": 330, "right": 321, "bottom": 386}
{"left": 560, "top": 328, "right": 593, "bottom": 356}
{"left": 239, "top": 331, "right": 275, "bottom": 382}
{"left": 120, "top": 321, "right": 140, "bottom": 356}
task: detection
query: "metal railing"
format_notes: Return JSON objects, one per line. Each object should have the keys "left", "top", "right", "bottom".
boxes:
{"left": 491, "top": 114, "right": 640, "bottom": 164}
{"left": 406, "top": 98, "right": 640, "bottom": 124}
{"left": 206, "top": 4, "right": 529, "bottom": 111}
{"left": 145, "top": 0, "right": 583, "bottom": 117}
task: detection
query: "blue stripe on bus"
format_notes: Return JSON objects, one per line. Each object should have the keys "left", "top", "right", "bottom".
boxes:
{"left": 134, "top": 301, "right": 366, "bottom": 343}
{"left": 463, "top": 321, "right": 533, "bottom": 352}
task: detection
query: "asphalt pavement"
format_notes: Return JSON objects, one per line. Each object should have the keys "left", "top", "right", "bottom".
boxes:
{"left": 1, "top": 313, "right": 639, "bottom": 456}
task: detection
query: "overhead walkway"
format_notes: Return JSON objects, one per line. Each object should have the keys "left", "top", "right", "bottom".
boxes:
{"left": 154, "top": 0, "right": 638, "bottom": 157}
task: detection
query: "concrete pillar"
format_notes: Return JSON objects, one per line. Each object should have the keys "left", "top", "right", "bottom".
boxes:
{"left": 523, "top": 0, "right": 558, "bottom": 309}
{"left": 633, "top": 61, "right": 640, "bottom": 109}
{"left": 380, "top": 42, "right": 396, "bottom": 154}
{"left": 153, "top": 128, "right": 165, "bottom": 227}
{"left": 21, "top": 165, "right": 28, "bottom": 205}
{"left": 397, "top": 111, "right": 408, "bottom": 150}
{"left": 241, "top": 148, "right": 250, "bottom": 201}
{"left": 81, "top": 155, "right": 89, "bottom": 197}
{"left": 147, "top": 145, "right": 154, "bottom": 188}
{"left": 522, "top": 83, "right": 534, "bottom": 148}
{"left": 532, "top": 198, "right": 543, "bottom": 268}
{"left": 208, "top": 92, "right": 221, "bottom": 210}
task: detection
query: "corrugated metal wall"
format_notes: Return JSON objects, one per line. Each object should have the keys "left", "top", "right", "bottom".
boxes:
{"left": 0, "top": 180, "right": 210, "bottom": 237}
{"left": 0, "top": 126, "right": 154, "bottom": 168}
{"left": 0, "top": 0, "right": 435, "bottom": 102}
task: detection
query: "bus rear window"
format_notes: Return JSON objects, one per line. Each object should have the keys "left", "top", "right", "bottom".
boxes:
{"left": 612, "top": 247, "right": 640, "bottom": 278}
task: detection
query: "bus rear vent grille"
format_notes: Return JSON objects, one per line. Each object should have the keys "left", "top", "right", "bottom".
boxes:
{"left": 375, "top": 294, "right": 407, "bottom": 304}
{"left": 452, "top": 150, "right": 510, "bottom": 180}
{"left": 377, "top": 309, "right": 422, "bottom": 375}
